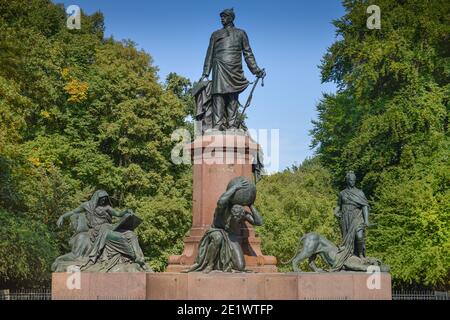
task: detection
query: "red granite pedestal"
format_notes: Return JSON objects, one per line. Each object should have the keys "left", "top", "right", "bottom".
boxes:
{"left": 52, "top": 272, "right": 392, "bottom": 300}
{"left": 52, "top": 272, "right": 147, "bottom": 300}
{"left": 166, "top": 133, "right": 277, "bottom": 272}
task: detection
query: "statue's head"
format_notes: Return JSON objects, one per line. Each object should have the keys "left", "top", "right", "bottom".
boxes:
{"left": 231, "top": 204, "right": 246, "bottom": 220}
{"left": 220, "top": 8, "right": 235, "bottom": 27}
{"left": 95, "top": 190, "right": 111, "bottom": 206}
{"left": 345, "top": 171, "right": 356, "bottom": 188}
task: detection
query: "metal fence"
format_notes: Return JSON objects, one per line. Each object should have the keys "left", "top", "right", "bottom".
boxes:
{"left": 392, "top": 290, "right": 449, "bottom": 300}
{"left": 0, "top": 288, "right": 448, "bottom": 300}
{"left": 0, "top": 289, "right": 51, "bottom": 300}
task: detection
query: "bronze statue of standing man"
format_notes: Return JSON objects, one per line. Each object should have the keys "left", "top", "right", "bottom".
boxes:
{"left": 334, "top": 171, "right": 370, "bottom": 261}
{"left": 200, "top": 9, "right": 266, "bottom": 130}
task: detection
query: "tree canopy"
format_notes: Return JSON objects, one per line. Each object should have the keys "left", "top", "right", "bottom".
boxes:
{"left": 0, "top": 0, "right": 192, "bottom": 287}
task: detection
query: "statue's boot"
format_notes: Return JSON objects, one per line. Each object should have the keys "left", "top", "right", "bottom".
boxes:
{"left": 356, "top": 239, "right": 366, "bottom": 259}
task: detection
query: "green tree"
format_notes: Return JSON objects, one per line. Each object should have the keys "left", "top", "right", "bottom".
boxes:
{"left": 128, "top": 194, "right": 191, "bottom": 272}
{"left": 368, "top": 145, "right": 450, "bottom": 288}
{"left": 0, "top": 210, "right": 59, "bottom": 288}
{"left": 0, "top": 0, "right": 193, "bottom": 286}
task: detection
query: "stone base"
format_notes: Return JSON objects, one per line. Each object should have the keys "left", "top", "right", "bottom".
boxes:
{"left": 165, "top": 264, "right": 278, "bottom": 273}
{"left": 166, "top": 244, "right": 278, "bottom": 273}
{"left": 52, "top": 272, "right": 147, "bottom": 300}
{"left": 52, "top": 272, "right": 392, "bottom": 300}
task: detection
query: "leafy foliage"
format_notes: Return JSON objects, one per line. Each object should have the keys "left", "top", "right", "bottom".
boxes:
{"left": 0, "top": 0, "right": 192, "bottom": 286}
{"left": 368, "top": 145, "right": 450, "bottom": 288}
{"left": 129, "top": 193, "right": 191, "bottom": 272}
{"left": 0, "top": 210, "right": 59, "bottom": 288}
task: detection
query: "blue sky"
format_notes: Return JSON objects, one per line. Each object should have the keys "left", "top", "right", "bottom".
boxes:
{"left": 55, "top": 0, "right": 345, "bottom": 171}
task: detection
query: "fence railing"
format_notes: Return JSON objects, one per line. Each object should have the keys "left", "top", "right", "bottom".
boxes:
{"left": 392, "top": 290, "right": 449, "bottom": 300}
{"left": 0, "top": 288, "right": 448, "bottom": 300}
{"left": 0, "top": 289, "right": 51, "bottom": 300}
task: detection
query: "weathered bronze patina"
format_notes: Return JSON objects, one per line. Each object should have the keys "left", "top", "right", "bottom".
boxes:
{"left": 52, "top": 190, "right": 151, "bottom": 272}
{"left": 187, "top": 177, "right": 264, "bottom": 272}
{"left": 196, "top": 8, "right": 265, "bottom": 131}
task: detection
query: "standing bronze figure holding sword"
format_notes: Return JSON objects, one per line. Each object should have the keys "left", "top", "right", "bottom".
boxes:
{"left": 198, "top": 8, "right": 266, "bottom": 131}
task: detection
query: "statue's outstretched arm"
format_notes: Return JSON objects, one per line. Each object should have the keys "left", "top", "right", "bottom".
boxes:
{"left": 57, "top": 206, "right": 83, "bottom": 227}
{"left": 108, "top": 207, "right": 129, "bottom": 218}
{"left": 217, "top": 187, "right": 238, "bottom": 209}
{"left": 246, "top": 205, "right": 263, "bottom": 226}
